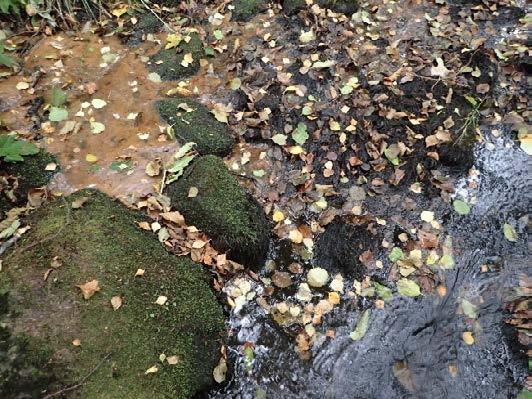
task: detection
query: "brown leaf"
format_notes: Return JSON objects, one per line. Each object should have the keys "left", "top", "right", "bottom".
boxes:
{"left": 77, "top": 279, "right": 100, "bottom": 300}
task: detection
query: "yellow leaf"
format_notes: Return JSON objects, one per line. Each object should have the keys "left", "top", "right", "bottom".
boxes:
{"left": 85, "top": 154, "right": 98, "bottom": 163}
{"left": 181, "top": 53, "right": 193, "bottom": 67}
{"left": 328, "top": 291, "right": 340, "bottom": 305}
{"left": 77, "top": 279, "right": 100, "bottom": 300}
{"left": 462, "top": 331, "right": 474, "bottom": 345}
{"left": 72, "top": 338, "right": 81, "bottom": 346}
{"left": 111, "top": 4, "right": 129, "bottom": 18}
{"left": 134, "top": 268, "right": 145, "bottom": 277}
{"left": 145, "top": 365, "right": 159, "bottom": 374}
{"left": 165, "top": 33, "right": 182, "bottom": 50}
{"left": 272, "top": 210, "right": 284, "bottom": 222}
{"left": 155, "top": 295, "right": 168, "bottom": 306}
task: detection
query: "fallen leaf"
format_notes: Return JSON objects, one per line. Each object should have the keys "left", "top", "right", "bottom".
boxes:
{"left": 462, "top": 331, "right": 474, "bottom": 345}
{"left": 453, "top": 199, "right": 470, "bottom": 215}
{"left": 72, "top": 338, "right": 81, "bottom": 346}
{"left": 167, "top": 355, "right": 179, "bottom": 365}
{"left": 145, "top": 365, "right": 159, "bottom": 374}
{"left": 135, "top": 268, "right": 145, "bottom": 277}
{"left": 213, "top": 357, "right": 227, "bottom": 383}
{"left": 397, "top": 278, "right": 421, "bottom": 298}
{"left": 77, "top": 279, "right": 100, "bottom": 300}
{"left": 431, "top": 57, "right": 450, "bottom": 78}
{"left": 155, "top": 295, "right": 168, "bottom": 306}
{"left": 503, "top": 223, "right": 518, "bottom": 242}
{"left": 90, "top": 121, "right": 105, "bottom": 134}
{"left": 350, "top": 309, "right": 371, "bottom": 341}
{"left": 111, "top": 296, "right": 122, "bottom": 310}
{"left": 91, "top": 98, "right": 107, "bottom": 109}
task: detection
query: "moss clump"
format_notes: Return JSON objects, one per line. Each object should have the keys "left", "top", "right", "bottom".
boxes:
{"left": 283, "top": 0, "right": 358, "bottom": 15}
{"left": 156, "top": 98, "right": 235, "bottom": 156}
{"left": 231, "top": 0, "right": 266, "bottom": 21}
{"left": 166, "top": 155, "right": 269, "bottom": 269}
{"left": 148, "top": 32, "right": 204, "bottom": 81}
{"left": 0, "top": 150, "right": 57, "bottom": 216}
{"left": 2, "top": 189, "right": 225, "bottom": 399}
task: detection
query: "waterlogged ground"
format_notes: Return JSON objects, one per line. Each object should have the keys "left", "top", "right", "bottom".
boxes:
{"left": 0, "top": 0, "right": 530, "bottom": 398}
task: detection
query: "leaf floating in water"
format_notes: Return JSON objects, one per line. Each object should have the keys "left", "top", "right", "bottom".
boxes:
{"left": 350, "top": 309, "right": 371, "bottom": 341}
{"left": 49, "top": 106, "right": 68, "bottom": 122}
{"left": 374, "top": 282, "right": 393, "bottom": 301}
{"left": 460, "top": 299, "right": 477, "bottom": 319}
{"left": 453, "top": 199, "right": 470, "bottom": 215}
{"left": 462, "top": 331, "right": 474, "bottom": 345}
{"left": 397, "top": 278, "right": 421, "bottom": 298}
{"left": 503, "top": 223, "right": 518, "bottom": 242}
{"left": 388, "top": 247, "right": 405, "bottom": 263}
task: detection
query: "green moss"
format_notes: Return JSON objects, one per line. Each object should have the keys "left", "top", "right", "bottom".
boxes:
{"left": 156, "top": 98, "right": 234, "bottom": 156}
{"left": 148, "top": 32, "right": 204, "bottom": 81}
{"left": 283, "top": 0, "right": 358, "bottom": 14}
{"left": 0, "top": 150, "right": 57, "bottom": 216}
{"left": 231, "top": 0, "right": 266, "bottom": 21}
{"left": 2, "top": 189, "right": 225, "bottom": 399}
{"left": 166, "top": 155, "right": 269, "bottom": 269}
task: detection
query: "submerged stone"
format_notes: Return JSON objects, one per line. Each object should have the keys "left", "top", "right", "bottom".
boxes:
{"left": 1, "top": 189, "right": 225, "bottom": 399}
{"left": 231, "top": 0, "right": 267, "bottom": 21}
{"left": 315, "top": 216, "right": 383, "bottom": 278}
{"left": 166, "top": 155, "right": 269, "bottom": 269}
{"left": 148, "top": 32, "right": 203, "bottom": 81}
{"left": 0, "top": 150, "right": 57, "bottom": 216}
{"left": 156, "top": 98, "right": 235, "bottom": 156}
{"left": 283, "top": 0, "right": 358, "bottom": 15}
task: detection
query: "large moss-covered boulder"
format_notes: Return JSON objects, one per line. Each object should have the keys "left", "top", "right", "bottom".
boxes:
{"left": 148, "top": 32, "right": 203, "bottom": 81}
{"left": 0, "top": 150, "right": 57, "bottom": 216}
{"left": 283, "top": 0, "right": 358, "bottom": 15}
{"left": 156, "top": 98, "right": 235, "bottom": 156}
{"left": 231, "top": 0, "right": 266, "bottom": 21}
{"left": 1, "top": 189, "right": 225, "bottom": 399}
{"left": 166, "top": 155, "right": 269, "bottom": 269}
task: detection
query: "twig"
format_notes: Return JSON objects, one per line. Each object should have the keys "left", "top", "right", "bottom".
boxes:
{"left": 42, "top": 352, "right": 112, "bottom": 399}
{"left": 139, "top": 0, "right": 176, "bottom": 33}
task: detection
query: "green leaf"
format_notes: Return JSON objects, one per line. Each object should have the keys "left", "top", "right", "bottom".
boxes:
{"left": 110, "top": 160, "right": 134, "bottom": 172}
{"left": 0, "top": 219, "right": 20, "bottom": 239}
{"left": 213, "top": 30, "right": 224, "bottom": 40}
{"left": 252, "top": 169, "right": 265, "bottom": 178}
{"left": 439, "top": 254, "right": 454, "bottom": 269}
{"left": 165, "top": 143, "right": 197, "bottom": 185}
{"left": 460, "top": 299, "right": 477, "bottom": 319}
{"left": 51, "top": 87, "right": 67, "bottom": 107}
{"left": 0, "top": 51, "right": 14, "bottom": 67}
{"left": 374, "top": 282, "right": 393, "bottom": 301}
{"left": 292, "top": 122, "right": 308, "bottom": 145}
{"left": 453, "top": 199, "right": 470, "bottom": 215}
{"left": 350, "top": 309, "right": 371, "bottom": 341}
{"left": 503, "top": 223, "right": 518, "bottom": 242}
{"left": 0, "top": 135, "right": 39, "bottom": 162}
{"left": 397, "top": 278, "right": 421, "bottom": 297}
{"left": 48, "top": 106, "right": 68, "bottom": 122}
{"left": 204, "top": 47, "right": 215, "bottom": 57}
{"left": 388, "top": 247, "right": 405, "bottom": 263}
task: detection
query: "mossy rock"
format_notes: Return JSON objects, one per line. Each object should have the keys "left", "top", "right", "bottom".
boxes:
{"left": 156, "top": 98, "right": 235, "bottom": 156}
{"left": 283, "top": 0, "right": 358, "bottom": 15}
{"left": 0, "top": 290, "right": 58, "bottom": 398}
{"left": 231, "top": 0, "right": 267, "bottom": 21}
{"left": 148, "top": 32, "right": 203, "bottom": 81}
{"left": 1, "top": 189, "right": 225, "bottom": 399}
{"left": 166, "top": 155, "right": 269, "bottom": 269}
{"left": 0, "top": 150, "right": 57, "bottom": 216}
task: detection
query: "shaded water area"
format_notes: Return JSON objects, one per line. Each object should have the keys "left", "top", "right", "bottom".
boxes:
{"left": 0, "top": 0, "right": 529, "bottom": 397}
{"left": 209, "top": 131, "right": 530, "bottom": 398}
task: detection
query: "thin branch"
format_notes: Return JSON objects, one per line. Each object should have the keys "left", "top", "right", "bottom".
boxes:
{"left": 139, "top": 0, "right": 176, "bottom": 33}
{"left": 42, "top": 352, "right": 112, "bottom": 399}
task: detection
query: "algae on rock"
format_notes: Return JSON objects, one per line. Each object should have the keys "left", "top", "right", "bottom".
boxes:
{"left": 156, "top": 98, "right": 234, "bottom": 156}
{"left": 166, "top": 155, "right": 269, "bottom": 269}
{"left": 1, "top": 189, "right": 225, "bottom": 399}
{"left": 148, "top": 32, "right": 204, "bottom": 81}
{"left": 0, "top": 150, "right": 57, "bottom": 216}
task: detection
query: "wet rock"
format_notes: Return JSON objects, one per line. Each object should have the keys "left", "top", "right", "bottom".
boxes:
{"left": 315, "top": 216, "right": 382, "bottom": 278}
{"left": 231, "top": 0, "right": 267, "bottom": 21}
{"left": 1, "top": 189, "right": 224, "bottom": 398}
{"left": 283, "top": 0, "right": 358, "bottom": 15}
{"left": 148, "top": 32, "right": 203, "bottom": 81}
{"left": 156, "top": 98, "right": 235, "bottom": 156}
{"left": 0, "top": 150, "right": 57, "bottom": 216}
{"left": 166, "top": 155, "right": 269, "bottom": 269}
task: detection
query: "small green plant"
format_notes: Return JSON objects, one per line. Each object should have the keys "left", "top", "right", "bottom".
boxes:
{"left": 0, "top": 135, "right": 39, "bottom": 162}
{"left": 456, "top": 96, "right": 483, "bottom": 144}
